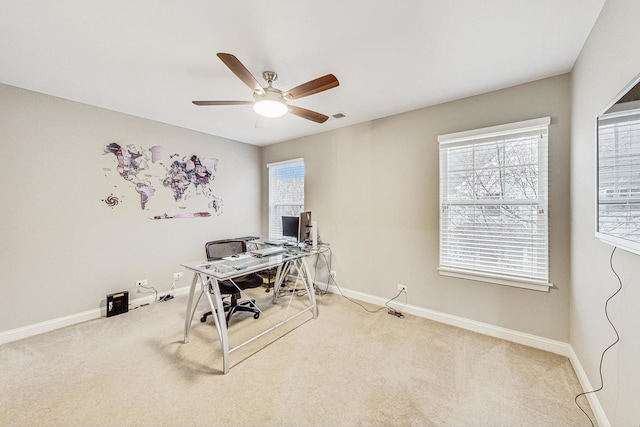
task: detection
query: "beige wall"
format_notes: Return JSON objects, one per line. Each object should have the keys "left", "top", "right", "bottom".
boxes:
{"left": 262, "top": 74, "right": 571, "bottom": 342}
{"left": 0, "top": 84, "right": 262, "bottom": 332}
{"left": 571, "top": 0, "right": 640, "bottom": 424}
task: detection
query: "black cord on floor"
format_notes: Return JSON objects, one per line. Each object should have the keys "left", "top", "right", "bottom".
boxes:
{"left": 329, "top": 273, "right": 406, "bottom": 315}
{"left": 312, "top": 244, "right": 406, "bottom": 315}
{"left": 574, "top": 246, "right": 623, "bottom": 427}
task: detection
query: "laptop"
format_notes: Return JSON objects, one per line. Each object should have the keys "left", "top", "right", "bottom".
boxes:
{"left": 250, "top": 246, "right": 286, "bottom": 257}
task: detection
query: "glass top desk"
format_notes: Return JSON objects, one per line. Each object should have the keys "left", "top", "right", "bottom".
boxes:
{"left": 181, "top": 248, "right": 317, "bottom": 374}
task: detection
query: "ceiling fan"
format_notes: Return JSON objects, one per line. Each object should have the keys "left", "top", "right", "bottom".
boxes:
{"left": 193, "top": 53, "right": 339, "bottom": 123}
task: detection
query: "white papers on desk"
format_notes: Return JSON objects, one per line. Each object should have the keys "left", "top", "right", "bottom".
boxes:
{"left": 222, "top": 253, "right": 252, "bottom": 261}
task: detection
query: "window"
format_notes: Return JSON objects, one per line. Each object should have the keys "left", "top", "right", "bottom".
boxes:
{"left": 438, "top": 117, "right": 551, "bottom": 291}
{"left": 597, "top": 101, "right": 640, "bottom": 254}
{"left": 267, "top": 158, "right": 304, "bottom": 240}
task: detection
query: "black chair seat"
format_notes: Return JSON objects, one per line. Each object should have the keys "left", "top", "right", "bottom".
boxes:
{"left": 217, "top": 274, "right": 263, "bottom": 295}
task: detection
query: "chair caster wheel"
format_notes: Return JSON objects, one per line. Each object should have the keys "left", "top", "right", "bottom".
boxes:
{"left": 254, "top": 313, "right": 260, "bottom": 319}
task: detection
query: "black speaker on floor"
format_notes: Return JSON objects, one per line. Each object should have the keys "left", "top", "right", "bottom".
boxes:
{"left": 106, "top": 291, "right": 128, "bottom": 317}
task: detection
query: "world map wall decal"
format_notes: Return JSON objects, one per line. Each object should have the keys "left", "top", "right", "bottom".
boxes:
{"left": 102, "top": 142, "right": 223, "bottom": 219}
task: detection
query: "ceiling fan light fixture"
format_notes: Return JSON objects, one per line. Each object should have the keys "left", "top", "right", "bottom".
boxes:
{"left": 194, "top": 53, "right": 339, "bottom": 123}
{"left": 253, "top": 99, "right": 288, "bottom": 118}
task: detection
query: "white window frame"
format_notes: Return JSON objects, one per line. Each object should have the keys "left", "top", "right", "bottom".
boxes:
{"left": 267, "top": 158, "right": 304, "bottom": 241}
{"left": 438, "top": 117, "right": 552, "bottom": 292}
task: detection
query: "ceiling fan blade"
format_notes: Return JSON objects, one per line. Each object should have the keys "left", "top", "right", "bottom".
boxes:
{"left": 192, "top": 100, "right": 253, "bottom": 106}
{"left": 288, "top": 105, "right": 329, "bottom": 123}
{"left": 285, "top": 74, "right": 339, "bottom": 100}
{"left": 217, "top": 53, "right": 263, "bottom": 93}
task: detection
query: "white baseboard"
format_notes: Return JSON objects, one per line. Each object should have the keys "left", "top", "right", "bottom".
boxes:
{"left": 318, "top": 281, "right": 571, "bottom": 356}
{"left": 567, "top": 346, "right": 610, "bottom": 427}
{"left": 316, "top": 280, "right": 610, "bottom": 427}
{"left": 0, "top": 285, "right": 192, "bottom": 346}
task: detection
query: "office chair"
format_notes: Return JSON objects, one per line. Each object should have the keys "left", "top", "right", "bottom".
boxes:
{"left": 200, "top": 239, "right": 264, "bottom": 325}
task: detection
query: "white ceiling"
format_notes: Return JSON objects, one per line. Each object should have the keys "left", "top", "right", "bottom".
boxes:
{"left": 0, "top": 1, "right": 605, "bottom": 146}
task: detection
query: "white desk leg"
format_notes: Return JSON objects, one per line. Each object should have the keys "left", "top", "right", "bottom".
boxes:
{"left": 299, "top": 257, "right": 318, "bottom": 318}
{"left": 183, "top": 273, "right": 199, "bottom": 344}
{"left": 208, "top": 278, "right": 230, "bottom": 374}
{"left": 271, "top": 264, "right": 285, "bottom": 304}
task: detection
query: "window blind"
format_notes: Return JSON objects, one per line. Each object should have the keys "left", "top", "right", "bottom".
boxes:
{"left": 438, "top": 117, "right": 550, "bottom": 289}
{"left": 267, "top": 159, "right": 304, "bottom": 240}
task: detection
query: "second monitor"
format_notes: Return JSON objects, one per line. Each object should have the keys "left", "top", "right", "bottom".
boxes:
{"left": 299, "top": 211, "right": 312, "bottom": 243}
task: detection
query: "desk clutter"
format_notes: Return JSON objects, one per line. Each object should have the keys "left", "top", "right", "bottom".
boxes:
{"left": 181, "top": 237, "right": 319, "bottom": 374}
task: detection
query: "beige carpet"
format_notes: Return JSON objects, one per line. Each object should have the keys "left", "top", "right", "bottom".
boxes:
{"left": 0, "top": 288, "right": 595, "bottom": 426}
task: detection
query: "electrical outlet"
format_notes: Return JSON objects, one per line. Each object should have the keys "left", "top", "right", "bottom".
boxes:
{"left": 330, "top": 270, "right": 337, "bottom": 278}
{"left": 136, "top": 279, "right": 148, "bottom": 293}
{"left": 397, "top": 284, "right": 408, "bottom": 293}
{"left": 173, "top": 272, "right": 183, "bottom": 280}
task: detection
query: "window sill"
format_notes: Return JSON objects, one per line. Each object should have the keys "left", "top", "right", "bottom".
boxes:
{"left": 438, "top": 268, "right": 552, "bottom": 292}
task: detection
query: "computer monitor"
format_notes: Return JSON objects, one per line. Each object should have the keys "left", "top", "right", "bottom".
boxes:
{"left": 281, "top": 216, "right": 300, "bottom": 242}
{"left": 299, "top": 211, "right": 312, "bottom": 243}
